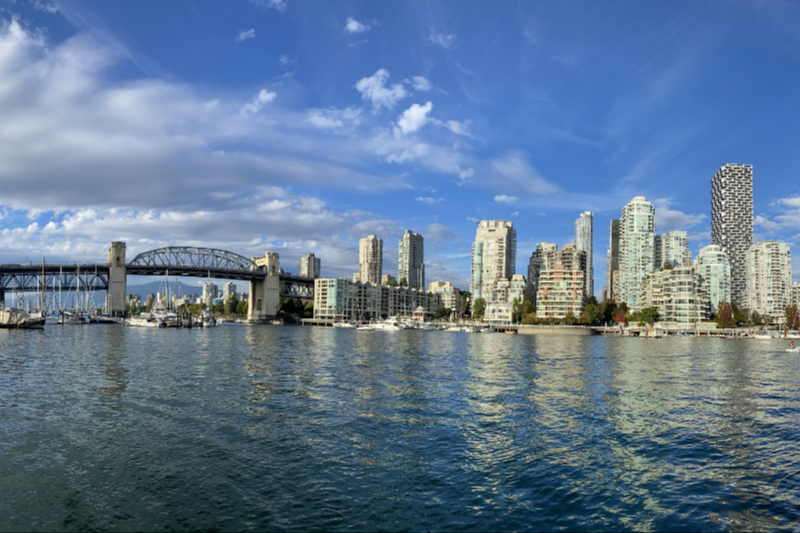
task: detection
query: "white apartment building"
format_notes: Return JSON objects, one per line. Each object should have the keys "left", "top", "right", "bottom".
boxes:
{"left": 428, "top": 281, "right": 465, "bottom": 315}
{"left": 314, "top": 278, "right": 441, "bottom": 321}
{"left": 358, "top": 235, "right": 383, "bottom": 285}
{"left": 398, "top": 230, "right": 425, "bottom": 289}
{"left": 222, "top": 282, "right": 237, "bottom": 300}
{"left": 299, "top": 253, "right": 321, "bottom": 279}
{"left": 470, "top": 220, "right": 516, "bottom": 302}
{"left": 528, "top": 242, "right": 558, "bottom": 308}
{"left": 534, "top": 244, "right": 587, "bottom": 319}
{"left": 202, "top": 281, "right": 218, "bottom": 307}
{"left": 574, "top": 211, "right": 594, "bottom": 297}
{"left": 640, "top": 266, "right": 709, "bottom": 326}
{"left": 661, "top": 231, "right": 689, "bottom": 268}
{"left": 746, "top": 241, "right": 792, "bottom": 321}
{"left": 694, "top": 245, "right": 731, "bottom": 314}
{"left": 711, "top": 163, "right": 753, "bottom": 307}
{"left": 792, "top": 282, "right": 800, "bottom": 307}
{"left": 618, "top": 196, "right": 656, "bottom": 311}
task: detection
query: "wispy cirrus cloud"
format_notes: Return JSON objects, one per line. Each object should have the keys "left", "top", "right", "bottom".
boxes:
{"left": 236, "top": 29, "right": 256, "bottom": 42}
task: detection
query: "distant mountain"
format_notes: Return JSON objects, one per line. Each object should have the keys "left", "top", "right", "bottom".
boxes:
{"left": 126, "top": 280, "right": 207, "bottom": 301}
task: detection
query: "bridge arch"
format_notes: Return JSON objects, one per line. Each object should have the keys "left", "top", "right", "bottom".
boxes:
{"left": 128, "top": 247, "right": 261, "bottom": 273}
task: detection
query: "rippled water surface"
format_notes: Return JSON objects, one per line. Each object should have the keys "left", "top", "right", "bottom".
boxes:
{"left": 2, "top": 325, "right": 800, "bottom": 531}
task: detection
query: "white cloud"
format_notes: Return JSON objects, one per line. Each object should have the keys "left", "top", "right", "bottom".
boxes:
{"left": 236, "top": 29, "right": 256, "bottom": 42}
{"left": 466, "top": 217, "right": 479, "bottom": 223}
{"left": 779, "top": 196, "right": 800, "bottom": 209}
{"left": 306, "top": 107, "right": 361, "bottom": 130}
{"left": 411, "top": 76, "right": 431, "bottom": 91}
{"left": 494, "top": 195, "right": 518, "bottom": 204}
{"left": 415, "top": 197, "right": 444, "bottom": 204}
{"left": 240, "top": 89, "right": 277, "bottom": 114}
{"left": 32, "top": 1, "right": 59, "bottom": 13}
{"left": 429, "top": 30, "right": 457, "bottom": 49}
{"left": 251, "top": 0, "right": 286, "bottom": 12}
{"left": 652, "top": 198, "right": 707, "bottom": 232}
{"left": 443, "top": 119, "right": 472, "bottom": 137}
{"left": 490, "top": 152, "right": 560, "bottom": 195}
{"left": 755, "top": 215, "right": 781, "bottom": 232}
{"left": 344, "top": 17, "right": 370, "bottom": 34}
{"left": 278, "top": 55, "right": 296, "bottom": 67}
{"left": 426, "top": 223, "right": 454, "bottom": 240}
{"left": 511, "top": 211, "right": 519, "bottom": 217}
{"left": 355, "top": 68, "right": 408, "bottom": 112}
{"left": 395, "top": 101, "right": 433, "bottom": 136}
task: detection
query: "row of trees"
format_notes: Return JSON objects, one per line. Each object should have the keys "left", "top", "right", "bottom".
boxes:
{"left": 129, "top": 294, "right": 249, "bottom": 317}
{"left": 716, "top": 302, "right": 800, "bottom": 329}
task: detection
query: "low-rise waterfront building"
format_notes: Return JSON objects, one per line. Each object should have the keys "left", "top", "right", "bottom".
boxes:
{"left": 640, "top": 266, "right": 709, "bottom": 325}
{"left": 428, "top": 281, "right": 466, "bottom": 316}
{"left": 313, "top": 278, "right": 442, "bottom": 321}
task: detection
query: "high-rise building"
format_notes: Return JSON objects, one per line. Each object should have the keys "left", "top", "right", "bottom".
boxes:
{"left": 574, "top": 211, "right": 593, "bottom": 298}
{"left": 222, "top": 282, "right": 237, "bottom": 300}
{"left": 534, "top": 244, "right": 587, "bottom": 319}
{"left": 604, "top": 219, "right": 620, "bottom": 301}
{"left": 470, "top": 220, "right": 516, "bottom": 301}
{"left": 654, "top": 235, "right": 663, "bottom": 272}
{"left": 694, "top": 245, "right": 731, "bottom": 315}
{"left": 528, "top": 242, "right": 558, "bottom": 308}
{"left": 791, "top": 282, "right": 800, "bottom": 307}
{"left": 203, "top": 281, "right": 218, "bottom": 307}
{"left": 711, "top": 163, "right": 753, "bottom": 307}
{"left": 661, "top": 231, "right": 689, "bottom": 268}
{"left": 358, "top": 235, "right": 383, "bottom": 285}
{"left": 299, "top": 253, "right": 321, "bottom": 279}
{"left": 618, "top": 196, "right": 656, "bottom": 311}
{"left": 398, "top": 229, "right": 425, "bottom": 289}
{"left": 746, "top": 241, "right": 792, "bottom": 321}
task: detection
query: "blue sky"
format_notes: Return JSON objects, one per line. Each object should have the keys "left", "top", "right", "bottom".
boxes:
{"left": 1, "top": 0, "right": 799, "bottom": 295}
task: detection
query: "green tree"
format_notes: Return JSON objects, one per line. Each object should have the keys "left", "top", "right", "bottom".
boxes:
{"left": 600, "top": 300, "right": 618, "bottom": 324}
{"left": 521, "top": 312, "right": 537, "bottom": 325}
{"left": 522, "top": 300, "right": 535, "bottom": 316}
{"left": 304, "top": 302, "right": 314, "bottom": 319}
{"left": 732, "top": 303, "right": 751, "bottom": 326}
{"left": 579, "top": 303, "right": 601, "bottom": 325}
{"left": 639, "top": 307, "right": 660, "bottom": 325}
{"left": 473, "top": 297, "right": 486, "bottom": 319}
{"left": 236, "top": 300, "right": 248, "bottom": 316}
{"left": 224, "top": 294, "right": 238, "bottom": 316}
{"left": 435, "top": 306, "right": 451, "bottom": 320}
{"left": 584, "top": 294, "right": 599, "bottom": 308}
{"left": 563, "top": 310, "right": 577, "bottom": 325}
{"left": 512, "top": 297, "right": 522, "bottom": 324}
{"left": 751, "top": 310, "right": 762, "bottom": 326}
{"left": 388, "top": 278, "right": 399, "bottom": 287}
{"left": 213, "top": 301, "right": 225, "bottom": 315}
{"left": 664, "top": 262, "right": 674, "bottom": 270}
{"left": 716, "top": 301, "right": 735, "bottom": 328}
{"left": 786, "top": 305, "right": 800, "bottom": 330}
{"left": 399, "top": 277, "right": 408, "bottom": 287}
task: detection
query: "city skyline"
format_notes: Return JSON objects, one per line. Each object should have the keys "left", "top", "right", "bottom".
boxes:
{"left": 1, "top": 2, "right": 800, "bottom": 294}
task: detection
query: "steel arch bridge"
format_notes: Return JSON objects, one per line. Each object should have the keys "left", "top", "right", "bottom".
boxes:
{"left": 0, "top": 247, "right": 315, "bottom": 299}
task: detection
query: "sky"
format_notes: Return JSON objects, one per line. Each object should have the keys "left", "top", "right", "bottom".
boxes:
{"left": 1, "top": 0, "right": 800, "bottom": 295}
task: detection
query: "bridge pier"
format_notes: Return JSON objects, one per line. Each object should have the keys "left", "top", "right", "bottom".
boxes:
{"left": 248, "top": 252, "right": 280, "bottom": 322}
{"left": 106, "top": 242, "right": 127, "bottom": 316}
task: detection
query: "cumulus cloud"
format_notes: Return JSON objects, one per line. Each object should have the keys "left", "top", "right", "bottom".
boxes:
{"left": 344, "top": 17, "right": 370, "bottom": 34}
{"left": 490, "top": 152, "right": 560, "bottom": 195}
{"left": 755, "top": 215, "right": 781, "bottom": 232}
{"left": 411, "top": 76, "right": 432, "bottom": 91}
{"left": 395, "top": 101, "right": 433, "bottom": 136}
{"left": 652, "top": 198, "right": 707, "bottom": 232}
{"left": 236, "top": 29, "right": 256, "bottom": 42}
{"left": 415, "top": 197, "right": 444, "bottom": 204}
{"left": 355, "top": 68, "right": 408, "bottom": 112}
{"left": 240, "top": 89, "right": 277, "bottom": 114}
{"left": 429, "top": 30, "right": 457, "bottom": 49}
{"left": 251, "top": 0, "right": 286, "bottom": 12}
{"left": 494, "top": 195, "right": 518, "bottom": 204}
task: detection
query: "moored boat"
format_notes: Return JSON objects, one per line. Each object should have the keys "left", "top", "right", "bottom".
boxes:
{"left": 0, "top": 308, "right": 45, "bottom": 329}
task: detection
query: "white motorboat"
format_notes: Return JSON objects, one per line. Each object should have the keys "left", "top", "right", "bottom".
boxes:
{"left": 127, "top": 314, "right": 163, "bottom": 328}
{"left": 356, "top": 324, "right": 375, "bottom": 331}
{"left": 333, "top": 321, "right": 356, "bottom": 328}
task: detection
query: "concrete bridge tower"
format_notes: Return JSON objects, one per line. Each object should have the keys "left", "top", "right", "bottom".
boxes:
{"left": 248, "top": 252, "right": 280, "bottom": 322}
{"left": 107, "top": 242, "right": 127, "bottom": 316}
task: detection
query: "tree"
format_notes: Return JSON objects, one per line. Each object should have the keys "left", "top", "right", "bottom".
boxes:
{"left": 613, "top": 311, "right": 627, "bottom": 325}
{"left": 388, "top": 278, "right": 399, "bottom": 287}
{"left": 751, "top": 310, "right": 762, "bottom": 326}
{"left": 213, "top": 301, "right": 225, "bottom": 315}
{"left": 473, "top": 297, "right": 486, "bottom": 319}
{"left": 304, "top": 302, "right": 314, "bottom": 318}
{"left": 664, "top": 262, "right": 674, "bottom": 270}
{"left": 563, "top": 310, "right": 577, "bottom": 325}
{"left": 522, "top": 300, "right": 535, "bottom": 315}
{"left": 639, "top": 307, "right": 660, "bottom": 325}
{"left": 236, "top": 300, "right": 248, "bottom": 316}
{"left": 600, "top": 300, "right": 618, "bottom": 324}
{"left": 512, "top": 297, "right": 522, "bottom": 324}
{"left": 584, "top": 294, "right": 599, "bottom": 308}
{"left": 399, "top": 277, "right": 408, "bottom": 287}
{"left": 435, "top": 306, "right": 451, "bottom": 320}
{"left": 786, "top": 305, "right": 800, "bottom": 330}
{"left": 716, "top": 301, "right": 735, "bottom": 329}
{"left": 732, "top": 303, "right": 751, "bottom": 327}
{"left": 579, "top": 303, "right": 601, "bottom": 325}
{"left": 522, "top": 312, "right": 537, "bottom": 324}
{"left": 224, "top": 294, "right": 238, "bottom": 316}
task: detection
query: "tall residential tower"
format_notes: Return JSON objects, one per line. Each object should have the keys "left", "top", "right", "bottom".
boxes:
{"left": 574, "top": 211, "right": 593, "bottom": 298}
{"left": 398, "top": 230, "right": 425, "bottom": 289}
{"left": 618, "top": 196, "right": 656, "bottom": 311}
{"left": 358, "top": 235, "right": 383, "bottom": 285}
{"left": 711, "top": 163, "right": 753, "bottom": 307}
{"left": 470, "top": 220, "right": 516, "bottom": 301}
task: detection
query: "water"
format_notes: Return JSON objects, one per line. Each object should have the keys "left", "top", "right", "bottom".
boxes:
{"left": 2, "top": 326, "right": 800, "bottom": 532}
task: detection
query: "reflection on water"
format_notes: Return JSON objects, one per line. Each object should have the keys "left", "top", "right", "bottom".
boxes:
{"left": 1, "top": 327, "right": 800, "bottom": 531}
